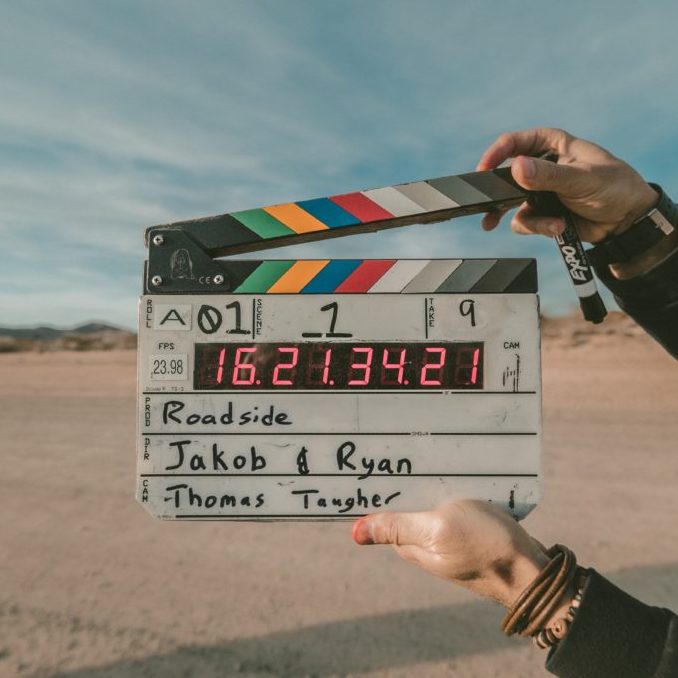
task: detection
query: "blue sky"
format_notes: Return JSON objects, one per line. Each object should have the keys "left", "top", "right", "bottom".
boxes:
{"left": 2, "top": 0, "right": 678, "bottom": 329}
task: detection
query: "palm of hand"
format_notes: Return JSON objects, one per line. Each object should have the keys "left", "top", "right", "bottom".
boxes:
{"left": 355, "top": 500, "right": 549, "bottom": 606}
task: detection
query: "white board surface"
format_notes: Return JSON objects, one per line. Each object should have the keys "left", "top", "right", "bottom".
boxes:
{"left": 137, "top": 291, "right": 542, "bottom": 519}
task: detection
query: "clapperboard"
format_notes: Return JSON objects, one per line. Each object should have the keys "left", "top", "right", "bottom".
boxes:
{"left": 137, "top": 167, "right": 542, "bottom": 520}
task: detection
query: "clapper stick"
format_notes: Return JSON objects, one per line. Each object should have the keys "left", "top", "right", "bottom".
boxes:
{"left": 144, "top": 167, "right": 530, "bottom": 295}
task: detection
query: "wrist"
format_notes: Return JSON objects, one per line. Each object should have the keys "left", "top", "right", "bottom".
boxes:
{"left": 607, "top": 181, "right": 660, "bottom": 238}
{"left": 587, "top": 183, "right": 678, "bottom": 276}
{"left": 613, "top": 182, "right": 660, "bottom": 238}
{"left": 499, "top": 551, "right": 550, "bottom": 608}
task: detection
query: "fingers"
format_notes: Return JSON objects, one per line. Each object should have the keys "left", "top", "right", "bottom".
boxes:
{"left": 510, "top": 155, "right": 585, "bottom": 195}
{"left": 482, "top": 204, "right": 566, "bottom": 238}
{"left": 481, "top": 202, "right": 565, "bottom": 237}
{"left": 511, "top": 203, "right": 565, "bottom": 237}
{"left": 481, "top": 208, "right": 509, "bottom": 232}
{"left": 352, "top": 511, "right": 432, "bottom": 547}
{"left": 476, "top": 127, "right": 571, "bottom": 171}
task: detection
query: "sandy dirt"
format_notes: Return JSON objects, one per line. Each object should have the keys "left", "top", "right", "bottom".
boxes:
{"left": 1, "top": 329, "right": 677, "bottom": 678}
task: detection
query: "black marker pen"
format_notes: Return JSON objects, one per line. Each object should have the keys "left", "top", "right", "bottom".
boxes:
{"left": 530, "top": 154, "right": 607, "bottom": 324}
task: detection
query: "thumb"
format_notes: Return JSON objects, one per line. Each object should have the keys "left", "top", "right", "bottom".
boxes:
{"left": 511, "top": 155, "right": 584, "bottom": 194}
{"left": 352, "top": 511, "right": 430, "bottom": 547}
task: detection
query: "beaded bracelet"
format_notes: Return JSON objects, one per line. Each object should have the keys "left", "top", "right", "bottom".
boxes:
{"left": 533, "top": 573, "right": 587, "bottom": 650}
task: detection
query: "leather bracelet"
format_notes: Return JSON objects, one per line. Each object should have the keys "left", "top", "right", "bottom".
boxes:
{"left": 501, "top": 551, "right": 564, "bottom": 635}
{"left": 524, "top": 549, "right": 578, "bottom": 637}
{"left": 501, "top": 545, "right": 580, "bottom": 640}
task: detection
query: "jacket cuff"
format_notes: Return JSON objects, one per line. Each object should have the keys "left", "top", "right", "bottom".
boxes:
{"left": 591, "top": 243, "right": 678, "bottom": 359}
{"left": 588, "top": 195, "right": 678, "bottom": 358}
{"left": 546, "top": 569, "right": 672, "bottom": 678}
{"left": 591, "top": 236, "right": 678, "bottom": 308}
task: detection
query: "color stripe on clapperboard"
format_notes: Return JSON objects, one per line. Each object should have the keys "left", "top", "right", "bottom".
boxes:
{"left": 226, "top": 169, "right": 532, "bottom": 293}
{"left": 229, "top": 169, "right": 524, "bottom": 244}
{"left": 234, "top": 258, "right": 537, "bottom": 294}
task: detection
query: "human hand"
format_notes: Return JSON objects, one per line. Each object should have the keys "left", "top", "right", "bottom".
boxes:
{"left": 352, "top": 500, "right": 549, "bottom": 608}
{"left": 477, "top": 127, "right": 658, "bottom": 243}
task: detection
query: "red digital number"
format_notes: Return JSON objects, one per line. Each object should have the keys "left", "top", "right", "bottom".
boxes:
{"left": 216, "top": 347, "right": 227, "bottom": 385}
{"left": 454, "top": 347, "right": 480, "bottom": 386}
{"left": 420, "top": 347, "right": 446, "bottom": 386}
{"left": 381, "top": 347, "right": 406, "bottom": 385}
{"left": 232, "top": 346, "right": 257, "bottom": 385}
{"left": 348, "top": 347, "right": 374, "bottom": 386}
{"left": 272, "top": 347, "right": 299, "bottom": 386}
{"left": 320, "top": 348, "right": 332, "bottom": 385}
{"left": 307, "top": 347, "right": 332, "bottom": 386}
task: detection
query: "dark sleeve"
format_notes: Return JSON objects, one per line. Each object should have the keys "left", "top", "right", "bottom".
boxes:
{"left": 592, "top": 247, "right": 678, "bottom": 359}
{"left": 588, "top": 188, "right": 678, "bottom": 359}
{"left": 546, "top": 569, "right": 678, "bottom": 678}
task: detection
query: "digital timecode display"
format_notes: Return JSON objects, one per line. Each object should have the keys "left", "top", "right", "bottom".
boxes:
{"left": 193, "top": 342, "right": 483, "bottom": 390}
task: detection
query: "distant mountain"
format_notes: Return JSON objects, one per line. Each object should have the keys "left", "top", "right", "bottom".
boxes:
{"left": 72, "top": 322, "right": 130, "bottom": 335}
{"left": 0, "top": 322, "right": 131, "bottom": 340}
{"left": 0, "top": 322, "right": 136, "bottom": 352}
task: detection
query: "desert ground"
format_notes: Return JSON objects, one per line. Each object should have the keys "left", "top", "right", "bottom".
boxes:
{"left": 1, "top": 318, "right": 677, "bottom": 678}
